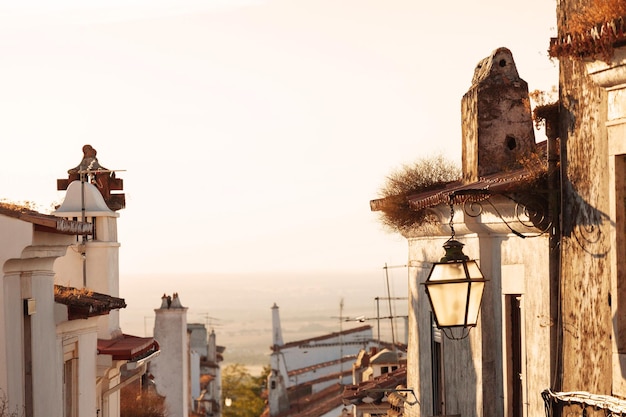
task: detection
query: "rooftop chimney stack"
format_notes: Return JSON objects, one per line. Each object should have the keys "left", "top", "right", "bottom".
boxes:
{"left": 461, "top": 47, "right": 536, "bottom": 183}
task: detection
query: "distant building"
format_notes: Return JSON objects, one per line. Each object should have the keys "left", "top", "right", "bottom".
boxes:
{"left": 342, "top": 364, "right": 408, "bottom": 417}
{"left": 151, "top": 293, "right": 189, "bottom": 417}
{"left": 191, "top": 325, "right": 225, "bottom": 417}
{"left": 361, "top": 348, "right": 404, "bottom": 382}
{"left": 266, "top": 303, "right": 390, "bottom": 417}
{"left": 150, "top": 293, "right": 225, "bottom": 417}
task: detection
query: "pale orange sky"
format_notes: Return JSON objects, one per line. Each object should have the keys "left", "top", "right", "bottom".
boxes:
{"left": 0, "top": 0, "right": 558, "bottom": 276}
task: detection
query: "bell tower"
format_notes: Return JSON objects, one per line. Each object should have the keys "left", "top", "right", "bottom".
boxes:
{"left": 54, "top": 145, "right": 125, "bottom": 339}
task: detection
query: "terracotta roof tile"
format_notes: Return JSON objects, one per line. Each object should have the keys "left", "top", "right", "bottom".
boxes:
{"left": 277, "top": 325, "right": 372, "bottom": 350}
{"left": 371, "top": 141, "right": 549, "bottom": 214}
{"left": 407, "top": 168, "right": 543, "bottom": 211}
{"left": 98, "top": 334, "right": 159, "bottom": 362}
{"left": 0, "top": 203, "right": 92, "bottom": 235}
{"left": 270, "top": 383, "right": 346, "bottom": 417}
{"left": 54, "top": 285, "right": 126, "bottom": 320}
{"left": 341, "top": 366, "right": 407, "bottom": 406}
{"left": 288, "top": 355, "right": 357, "bottom": 377}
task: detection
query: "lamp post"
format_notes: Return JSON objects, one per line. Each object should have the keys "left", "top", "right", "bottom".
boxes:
{"left": 423, "top": 202, "right": 487, "bottom": 340}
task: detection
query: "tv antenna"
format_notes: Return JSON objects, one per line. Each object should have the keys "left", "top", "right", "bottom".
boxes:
{"left": 383, "top": 263, "right": 407, "bottom": 348}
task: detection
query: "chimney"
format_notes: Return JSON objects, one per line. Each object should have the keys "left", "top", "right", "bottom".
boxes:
{"left": 461, "top": 47, "right": 535, "bottom": 183}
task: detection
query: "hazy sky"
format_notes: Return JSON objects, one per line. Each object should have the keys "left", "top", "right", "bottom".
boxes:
{"left": 0, "top": 0, "right": 558, "bottom": 277}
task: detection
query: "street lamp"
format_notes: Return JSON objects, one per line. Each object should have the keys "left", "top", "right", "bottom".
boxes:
{"left": 423, "top": 202, "right": 487, "bottom": 340}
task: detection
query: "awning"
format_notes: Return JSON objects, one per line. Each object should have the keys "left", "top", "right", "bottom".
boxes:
{"left": 98, "top": 334, "right": 160, "bottom": 363}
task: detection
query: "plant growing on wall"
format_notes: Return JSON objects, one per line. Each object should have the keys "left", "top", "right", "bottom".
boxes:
{"left": 530, "top": 88, "right": 560, "bottom": 145}
{"left": 549, "top": 0, "right": 626, "bottom": 62}
{"left": 376, "top": 154, "right": 461, "bottom": 234}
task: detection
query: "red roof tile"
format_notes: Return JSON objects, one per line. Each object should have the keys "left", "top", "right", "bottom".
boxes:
{"left": 98, "top": 334, "right": 159, "bottom": 362}
{"left": 288, "top": 355, "right": 357, "bottom": 377}
{"left": 341, "top": 366, "right": 407, "bottom": 406}
{"left": 0, "top": 203, "right": 92, "bottom": 235}
{"left": 277, "top": 325, "right": 372, "bottom": 350}
{"left": 407, "top": 168, "right": 543, "bottom": 211}
{"left": 54, "top": 285, "right": 126, "bottom": 320}
{"left": 371, "top": 140, "right": 548, "bottom": 214}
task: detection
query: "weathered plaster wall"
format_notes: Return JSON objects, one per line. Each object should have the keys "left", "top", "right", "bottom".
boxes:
{"left": 500, "top": 236, "right": 551, "bottom": 417}
{"left": 558, "top": 20, "right": 613, "bottom": 399}
{"left": 585, "top": 47, "right": 626, "bottom": 399}
{"left": 461, "top": 48, "right": 536, "bottom": 183}
{"left": 406, "top": 204, "right": 550, "bottom": 417}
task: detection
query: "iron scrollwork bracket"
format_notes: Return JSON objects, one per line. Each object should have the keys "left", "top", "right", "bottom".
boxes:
{"left": 450, "top": 189, "right": 553, "bottom": 238}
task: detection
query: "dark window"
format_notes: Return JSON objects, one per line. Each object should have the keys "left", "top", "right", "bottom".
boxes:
{"left": 506, "top": 295, "right": 523, "bottom": 417}
{"left": 431, "top": 314, "right": 444, "bottom": 416}
{"left": 506, "top": 136, "right": 517, "bottom": 150}
{"left": 615, "top": 156, "right": 626, "bottom": 352}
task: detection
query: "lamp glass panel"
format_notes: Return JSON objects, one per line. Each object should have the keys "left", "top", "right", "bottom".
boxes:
{"left": 466, "top": 281, "right": 485, "bottom": 326}
{"left": 465, "top": 260, "right": 483, "bottom": 279}
{"left": 428, "top": 262, "right": 467, "bottom": 281}
{"left": 426, "top": 282, "right": 469, "bottom": 327}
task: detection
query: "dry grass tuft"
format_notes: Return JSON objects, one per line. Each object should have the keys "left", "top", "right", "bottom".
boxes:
{"left": 550, "top": 0, "right": 626, "bottom": 61}
{"left": 568, "top": 0, "right": 626, "bottom": 34}
{"left": 54, "top": 286, "right": 94, "bottom": 298}
{"left": 376, "top": 155, "right": 461, "bottom": 234}
{"left": 0, "top": 200, "right": 38, "bottom": 213}
{"left": 530, "top": 88, "right": 560, "bottom": 138}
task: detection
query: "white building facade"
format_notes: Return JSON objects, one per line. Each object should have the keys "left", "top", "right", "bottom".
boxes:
{"left": 0, "top": 145, "right": 159, "bottom": 417}
{"left": 371, "top": 49, "right": 554, "bottom": 417}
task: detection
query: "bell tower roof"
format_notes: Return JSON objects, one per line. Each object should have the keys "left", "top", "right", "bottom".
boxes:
{"left": 54, "top": 180, "right": 118, "bottom": 218}
{"left": 57, "top": 144, "right": 125, "bottom": 211}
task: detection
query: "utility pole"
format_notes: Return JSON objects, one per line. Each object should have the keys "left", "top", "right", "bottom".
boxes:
{"left": 331, "top": 298, "right": 345, "bottom": 385}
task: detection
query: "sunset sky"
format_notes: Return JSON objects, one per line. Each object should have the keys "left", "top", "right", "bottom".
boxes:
{"left": 0, "top": 0, "right": 558, "bottom": 277}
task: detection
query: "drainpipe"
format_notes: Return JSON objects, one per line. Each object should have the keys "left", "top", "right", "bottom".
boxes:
{"left": 546, "top": 108, "right": 563, "bottom": 392}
